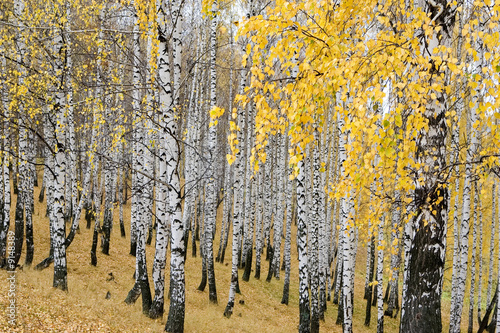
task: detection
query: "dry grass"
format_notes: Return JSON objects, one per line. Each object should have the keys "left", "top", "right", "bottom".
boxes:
{"left": 0, "top": 176, "right": 469, "bottom": 332}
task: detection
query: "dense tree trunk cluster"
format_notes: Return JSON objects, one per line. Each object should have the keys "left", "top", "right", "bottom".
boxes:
{"left": 2, "top": 0, "right": 500, "bottom": 332}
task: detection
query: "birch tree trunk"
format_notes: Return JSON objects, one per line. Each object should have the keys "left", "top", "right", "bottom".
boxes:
{"left": 183, "top": 46, "right": 199, "bottom": 259}
{"left": 163, "top": 0, "right": 186, "bottom": 329}
{"left": 341, "top": 192, "right": 356, "bottom": 333}
{"left": 271, "top": 133, "right": 286, "bottom": 280}
{"left": 450, "top": 29, "right": 479, "bottom": 333}
{"left": 90, "top": 8, "right": 105, "bottom": 267}
{"left": 0, "top": 56, "right": 10, "bottom": 268}
{"left": 477, "top": 184, "right": 483, "bottom": 325}
{"left": 63, "top": 0, "right": 86, "bottom": 249}
{"left": 318, "top": 116, "right": 330, "bottom": 318}
{"left": 310, "top": 131, "right": 322, "bottom": 333}
{"left": 263, "top": 141, "right": 273, "bottom": 264}
{"left": 328, "top": 133, "right": 338, "bottom": 303}
{"left": 15, "top": 127, "right": 26, "bottom": 269}
{"left": 118, "top": 158, "right": 126, "bottom": 238}
{"left": 496, "top": 178, "right": 500, "bottom": 333}
{"left": 101, "top": 154, "right": 113, "bottom": 255}
{"left": 125, "top": 7, "right": 152, "bottom": 315}
{"left": 364, "top": 189, "right": 376, "bottom": 327}
{"left": 337, "top": 108, "right": 356, "bottom": 332}
{"left": 242, "top": 173, "right": 255, "bottom": 281}
{"left": 254, "top": 163, "right": 264, "bottom": 279}
{"left": 364, "top": 232, "right": 375, "bottom": 327}
{"left": 64, "top": 0, "right": 77, "bottom": 228}
{"left": 487, "top": 181, "right": 496, "bottom": 307}
{"left": 202, "top": 0, "right": 219, "bottom": 303}
{"left": 217, "top": 25, "right": 235, "bottom": 264}
{"left": 24, "top": 131, "right": 34, "bottom": 266}
{"left": 90, "top": 161, "right": 102, "bottom": 267}
{"left": 468, "top": 183, "right": 479, "bottom": 333}
{"left": 100, "top": 41, "right": 118, "bottom": 252}
{"left": 281, "top": 173, "right": 293, "bottom": 305}
{"left": 449, "top": 9, "right": 464, "bottom": 314}
{"left": 143, "top": 26, "right": 156, "bottom": 248}
{"left": 297, "top": 156, "right": 311, "bottom": 333}
{"left": 377, "top": 213, "right": 385, "bottom": 333}
{"left": 18, "top": 0, "right": 34, "bottom": 268}
{"left": 222, "top": 106, "right": 244, "bottom": 315}
{"left": 65, "top": 157, "right": 92, "bottom": 248}
{"left": 51, "top": 9, "right": 68, "bottom": 289}
{"left": 12, "top": 0, "right": 26, "bottom": 270}
{"left": 34, "top": 111, "right": 56, "bottom": 270}
{"left": 385, "top": 186, "right": 401, "bottom": 318}
{"left": 400, "top": 2, "right": 453, "bottom": 331}
{"left": 148, "top": 7, "right": 169, "bottom": 317}
{"left": 223, "top": 29, "right": 250, "bottom": 318}
{"left": 242, "top": 101, "right": 257, "bottom": 280}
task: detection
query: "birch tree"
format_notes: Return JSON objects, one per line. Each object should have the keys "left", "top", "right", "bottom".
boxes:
{"left": 161, "top": 0, "right": 186, "bottom": 329}
{"left": 50, "top": 0, "right": 69, "bottom": 290}
{"left": 0, "top": 55, "right": 10, "bottom": 269}
{"left": 202, "top": 0, "right": 219, "bottom": 303}
{"left": 400, "top": 2, "right": 455, "bottom": 331}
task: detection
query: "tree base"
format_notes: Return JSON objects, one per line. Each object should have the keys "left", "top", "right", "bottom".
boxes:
{"left": 34, "top": 256, "right": 54, "bottom": 271}
{"left": 124, "top": 283, "right": 141, "bottom": 304}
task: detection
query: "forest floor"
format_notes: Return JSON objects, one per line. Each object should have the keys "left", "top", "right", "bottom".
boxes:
{"left": 0, "top": 179, "right": 463, "bottom": 332}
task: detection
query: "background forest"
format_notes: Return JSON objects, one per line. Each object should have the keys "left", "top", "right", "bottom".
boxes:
{"left": 1, "top": 0, "right": 500, "bottom": 332}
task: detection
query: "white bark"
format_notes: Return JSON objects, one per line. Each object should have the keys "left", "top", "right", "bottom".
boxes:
{"left": 450, "top": 53, "right": 479, "bottom": 333}
{"left": 496, "top": 179, "right": 500, "bottom": 333}
{"left": 52, "top": 26, "right": 68, "bottom": 291}
{"left": 386, "top": 184, "right": 401, "bottom": 316}
{"left": 468, "top": 183, "right": 479, "bottom": 332}
{"left": 156, "top": 0, "right": 173, "bottom": 319}
{"left": 124, "top": 6, "right": 152, "bottom": 314}
{"left": 223, "top": 29, "right": 250, "bottom": 317}
{"left": 163, "top": 0, "right": 185, "bottom": 329}
{"left": 377, "top": 213, "right": 385, "bottom": 333}
{"left": 318, "top": 122, "right": 329, "bottom": 317}
{"left": 203, "top": 0, "right": 219, "bottom": 302}
{"left": 297, "top": 156, "right": 310, "bottom": 332}
{"left": 242, "top": 104, "right": 255, "bottom": 275}
{"left": 337, "top": 109, "right": 355, "bottom": 332}
{"left": 64, "top": 0, "right": 78, "bottom": 230}
{"left": 0, "top": 55, "right": 10, "bottom": 266}
{"left": 263, "top": 141, "right": 273, "bottom": 252}
{"left": 182, "top": 46, "right": 200, "bottom": 255}
{"left": 281, "top": 168, "right": 293, "bottom": 304}
{"left": 218, "top": 24, "right": 235, "bottom": 263}
{"left": 487, "top": 181, "right": 496, "bottom": 306}
{"left": 254, "top": 164, "right": 264, "bottom": 278}
{"left": 400, "top": 2, "right": 451, "bottom": 328}
{"left": 477, "top": 184, "right": 483, "bottom": 323}
{"left": 272, "top": 133, "right": 286, "bottom": 279}
{"left": 326, "top": 179, "right": 335, "bottom": 300}
{"left": 310, "top": 130, "right": 322, "bottom": 332}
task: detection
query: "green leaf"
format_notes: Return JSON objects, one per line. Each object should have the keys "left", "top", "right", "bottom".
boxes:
{"left": 395, "top": 114, "right": 402, "bottom": 127}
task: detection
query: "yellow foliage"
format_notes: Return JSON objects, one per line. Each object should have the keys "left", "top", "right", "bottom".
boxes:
{"left": 223, "top": 0, "right": 500, "bottom": 232}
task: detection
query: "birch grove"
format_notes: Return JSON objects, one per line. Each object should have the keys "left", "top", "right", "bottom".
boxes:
{"left": 3, "top": 0, "right": 500, "bottom": 332}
